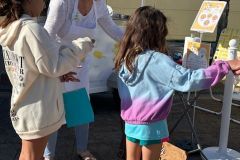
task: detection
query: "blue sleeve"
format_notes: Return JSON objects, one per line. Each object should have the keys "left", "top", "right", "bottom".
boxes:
{"left": 151, "top": 53, "right": 230, "bottom": 92}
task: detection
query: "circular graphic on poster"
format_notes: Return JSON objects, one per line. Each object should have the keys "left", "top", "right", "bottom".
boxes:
{"left": 191, "top": 1, "right": 227, "bottom": 33}
{"left": 197, "top": 10, "right": 219, "bottom": 28}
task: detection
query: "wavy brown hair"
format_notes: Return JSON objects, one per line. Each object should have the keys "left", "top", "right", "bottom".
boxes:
{"left": 114, "top": 6, "right": 168, "bottom": 73}
{"left": 0, "top": 0, "right": 24, "bottom": 28}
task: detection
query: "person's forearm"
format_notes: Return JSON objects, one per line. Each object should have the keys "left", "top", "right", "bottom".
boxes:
{"left": 98, "top": 15, "right": 124, "bottom": 41}
{"left": 44, "top": 0, "right": 66, "bottom": 38}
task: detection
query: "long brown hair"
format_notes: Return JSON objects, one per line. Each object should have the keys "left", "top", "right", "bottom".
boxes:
{"left": 114, "top": 6, "right": 168, "bottom": 73}
{"left": 0, "top": 0, "right": 24, "bottom": 28}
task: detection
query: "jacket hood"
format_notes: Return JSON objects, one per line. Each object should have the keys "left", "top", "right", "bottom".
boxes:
{"left": 119, "top": 50, "right": 154, "bottom": 86}
{"left": 0, "top": 15, "right": 32, "bottom": 47}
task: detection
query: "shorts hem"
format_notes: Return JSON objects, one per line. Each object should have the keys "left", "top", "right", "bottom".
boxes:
{"left": 126, "top": 136, "right": 165, "bottom": 146}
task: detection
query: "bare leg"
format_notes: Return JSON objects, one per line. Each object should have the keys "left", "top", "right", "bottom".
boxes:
{"left": 126, "top": 138, "right": 141, "bottom": 160}
{"left": 19, "top": 136, "right": 49, "bottom": 160}
{"left": 142, "top": 143, "right": 162, "bottom": 160}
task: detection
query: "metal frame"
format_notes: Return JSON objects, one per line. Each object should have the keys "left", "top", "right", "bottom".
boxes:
{"left": 170, "top": 91, "right": 208, "bottom": 159}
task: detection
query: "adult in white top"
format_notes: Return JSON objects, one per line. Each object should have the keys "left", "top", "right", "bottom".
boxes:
{"left": 43, "top": 0, "right": 124, "bottom": 159}
{"left": 0, "top": 0, "right": 93, "bottom": 159}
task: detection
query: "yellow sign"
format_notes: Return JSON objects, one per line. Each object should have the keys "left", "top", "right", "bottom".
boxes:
{"left": 213, "top": 28, "right": 240, "bottom": 91}
{"left": 191, "top": 1, "right": 226, "bottom": 33}
{"left": 214, "top": 28, "right": 240, "bottom": 61}
{"left": 182, "top": 38, "right": 211, "bottom": 69}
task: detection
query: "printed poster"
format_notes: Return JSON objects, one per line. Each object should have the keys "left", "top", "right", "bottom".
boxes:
{"left": 182, "top": 38, "right": 211, "bottom": 70}
{"left": 191, "top": 1, "right": 226, "bottom": 33}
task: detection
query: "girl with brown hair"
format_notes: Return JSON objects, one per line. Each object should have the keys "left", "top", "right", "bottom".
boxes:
{"left": 115, "top": 6, "right": 240, "bottom": 160}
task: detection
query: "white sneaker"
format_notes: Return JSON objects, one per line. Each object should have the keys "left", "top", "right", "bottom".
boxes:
{"left": 77, "top": 150, "right": 97, "bottom": 160}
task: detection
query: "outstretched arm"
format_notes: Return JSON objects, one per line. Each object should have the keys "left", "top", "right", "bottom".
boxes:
{"left": 25, "top": 24, "right": 93, "bottom": 77}
{"left": 150, "top": 53, "right": 232, "bottom": 92}
{"left": 94, "top": 0, "right": 124, "bottom": 41}
{"left": 98, "top": 16, "right": 124, "bottom": 41}
{"left": 44, "top": 0, "right": 67, "bottom": 38}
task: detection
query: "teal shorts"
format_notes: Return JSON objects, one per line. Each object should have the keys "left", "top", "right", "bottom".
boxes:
{"left": 126, "top": 136, "right": 161, "bottom": 146}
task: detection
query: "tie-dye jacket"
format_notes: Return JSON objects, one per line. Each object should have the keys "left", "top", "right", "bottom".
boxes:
{"left": 118, "top": 50, "right": 230, "bottom": 124}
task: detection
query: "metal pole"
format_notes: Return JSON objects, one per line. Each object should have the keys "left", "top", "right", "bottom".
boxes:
{"left": 218, "top": 39, "right": 238, "bottom": 152}
{"left": 202, "top": 39, "right": 240, "bottom": 159}
{"left": 141, "top": 0, "right": 145, "bottom": 7}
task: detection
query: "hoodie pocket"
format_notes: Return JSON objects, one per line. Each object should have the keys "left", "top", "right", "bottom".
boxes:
{"left": 11, "top": 104, "right": 38, "bottom": 133}
{"left": 31, "top": 99, "right": 64, "bottom": 130}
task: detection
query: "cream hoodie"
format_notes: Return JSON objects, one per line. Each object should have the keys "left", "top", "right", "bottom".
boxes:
{"left": 0, "top": 15, "right": 90, "bottom": 140}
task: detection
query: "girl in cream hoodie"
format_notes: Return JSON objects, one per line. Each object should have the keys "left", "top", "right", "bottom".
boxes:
{"left": 0, "top": 0, "right": 93, "bottom": 159}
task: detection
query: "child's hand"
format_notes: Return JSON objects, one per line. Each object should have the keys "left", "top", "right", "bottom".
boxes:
{"left": 60, "top": 72, "right": 80, "bottom": 82}
{"left": 227, "top": 60, "right": 240, "bottom": 75}
{"left": 234, "top": 70, "right": 240, "bottom": 75}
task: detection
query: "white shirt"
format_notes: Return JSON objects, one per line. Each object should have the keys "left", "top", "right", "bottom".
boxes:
{"left": 44, "top": 0, "right": 124, "bottom": 93}
{"left": 44, "top": 0, "right": 123, "bottom": 41}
